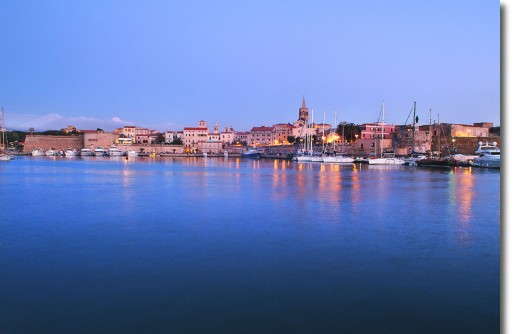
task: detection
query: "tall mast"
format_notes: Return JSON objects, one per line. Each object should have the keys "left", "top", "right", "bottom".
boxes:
{"left": 412, "top": 101, "right": 416, "bottom": 154}
{"left": 333, "top": 110, "right": 337, "bottom": 153}
{"left": 380, "top": 101, "right": 385, "bottom": 157}
{"left": 438, "top": 113, "right": 441, "bottom": 157}
{"left": 309, "top": 109, "right": 314, "bottom": 155}
{"left": 322, "top": 111, "right": 326, "bottom": 154}
{"left": 429, "top": 108, "right": 432, "bottom": 158}
{"left": 1, "top": 107, "right": 5, "bottom": 150}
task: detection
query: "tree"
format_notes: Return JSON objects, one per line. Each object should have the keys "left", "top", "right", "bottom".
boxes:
{"left": 336, "top": 122, "right": 362, "bottom": 142}
{"left": 154, "top": 133, "right": 165, "bottom": 144}
{"left": 287, "top": 136, "right": 296, "bottom": 144}
{"left": 172, "top": 138, "right": 183, "bottom": 145}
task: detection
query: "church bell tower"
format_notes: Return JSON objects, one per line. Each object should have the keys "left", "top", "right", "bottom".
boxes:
{"left": 298, "top": 97, "right": 309, "bottom": 122}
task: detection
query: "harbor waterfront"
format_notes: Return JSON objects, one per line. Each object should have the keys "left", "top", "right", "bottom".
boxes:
{"left": 0, "top": 157, "right": 500, "bottom": 333}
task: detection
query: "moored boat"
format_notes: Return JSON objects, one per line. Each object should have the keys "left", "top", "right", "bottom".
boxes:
{"left": 415, "top": 157, "right": 454, "bottom": 168}
{"left": 367, "top": 102, "right": 405, "bottom": 165}
{"left": 45, "top": 148, "right": 58, "bottom": 156}
{"left": 31, "top": 148, "right": 46, "bottom": 156}
{"left": 0, "top": 153, "right": 13, "bottom": 161}
{"left": 241, "top": 148, "right": 261, "bottom": 159}
{"left": 472, "top": 141, "right": 500, "bottom": 169}
{"left": 94, "top": 147, "right": 107, "bottom": 157}
{"left": 64, "top": 148, "right": 79, "bottom": 156}
{"left": 368, "top": 152, "right": 405, "bottom": 165}
{"left": 322, "top": 155, "right": 355, "bottom": 164}
{"left": 80, "top": 148, "right": 94, "bottom": 156}
{"left": 109, "top": 145, "right": 124, "bottom": 157}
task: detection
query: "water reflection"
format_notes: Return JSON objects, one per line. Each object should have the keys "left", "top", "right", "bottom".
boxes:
{"left": 448, "top": 167, "right": 475, "bottom": 246}
{"left": 350, "top": 165, "right": 361, "bottom": 214}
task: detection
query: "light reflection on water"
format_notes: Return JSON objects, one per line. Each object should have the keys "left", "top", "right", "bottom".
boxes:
{"left": 0, "top": 157, "right": 500, "bottom": 334}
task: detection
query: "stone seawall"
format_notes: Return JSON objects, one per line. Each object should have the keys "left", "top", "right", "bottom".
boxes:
{"left": 117, "top": 144, "right": 185, "bottom": 154}
{"left": 24, "top": 135, "right": 84, "bottom": 152}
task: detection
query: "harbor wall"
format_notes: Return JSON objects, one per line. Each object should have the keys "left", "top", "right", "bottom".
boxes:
{"left": 23, "top": 135, "right": 84, "bottom": 152}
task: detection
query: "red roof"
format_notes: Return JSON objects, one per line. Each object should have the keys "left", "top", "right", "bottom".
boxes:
{"left": 184, "top": 127, "right": 208, "bottom": 130}
{"left": 251, "top": 126, "right": 274, "bottom": 132}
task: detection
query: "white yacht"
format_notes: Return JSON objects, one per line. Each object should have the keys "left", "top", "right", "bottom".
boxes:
{"left": 322, "top": 155, "right": 355, "bottom": 164}
{"left": 80, "top": 148, "right": 94, "bottom": 156}
{"left": 472, "top": 141, "right": 500, "bottom": 169}
{"left": 45, "top": 148, "right": 58, "bottom": 156}
{"left": 31, "top": 148, "right": 46, "bottom": 156}
{"left": 126, "top": 150, "right": 138, "bottom": 157}
{"left": 310, "top": 155, "right": 324, "bottom": 163}
{"left": 64, "top": 148, "right": 79, "bottom": 156}
{"left": 0, "top": 153, "right": 13, "bottom": 161}
{"left": 368, "top": 152, "right": 405, "bottom": 165}
{"left": 109, "top": 145, "right": 124, "bottom": 157}
{"left": 94, "top": 147, "right": 107, "bottom": 156}
{"left": 294, "top": 150, "right": 315, "bottom": 162}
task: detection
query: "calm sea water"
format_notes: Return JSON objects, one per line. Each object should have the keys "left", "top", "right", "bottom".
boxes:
{"left": 0, "top": 157, "right": 500, "bottom": 333}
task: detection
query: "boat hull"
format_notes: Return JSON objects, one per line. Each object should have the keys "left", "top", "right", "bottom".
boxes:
{"left": 322, "top": 156, "right": 354, "bottom": 164}
{"left": 241, "top": 153, "right": 261, "bottom": 159}
{"left": 415, "top": 158, "right": 453, "bottom": 168}
{"left": 368, "top": 158, "right": 405, "bottom": 165}
{"left": 472, "top": 157, "right": 500, "bottom": 168}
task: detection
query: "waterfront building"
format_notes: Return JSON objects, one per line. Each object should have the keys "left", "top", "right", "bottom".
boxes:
{"left": 83, "top": 129, "right": 117, "bottom": 149}
{"left": 350, "top": 122, "right": 397, "bottom": 155}
{"left": 165, "top": 131, "right": 183, "bottom": 144}
{"left": 220, "top": 127, "right": 235, "bottom": 145}
{"left": 116, "top": 126, "right": 137, "bottom": 144}
{"left": 135, "top": 134, "right": 150, "bottom": 144}
{"left": 250, "top": 126, "right": 274, "bottom": 146}
{"left": 198, "top": 140, "right": 223, "bottom": 154}
{"left": 394, "top": 121, "right": 497, "bottom": 155}
{"left": 62, "top": 125, "right": 78, "bottom": 133}
{"left": 272, "top": 123, "right": 295, "bottom": 145}
{"left": 183, "top": 120, "right": 209, "bottom": 149}
{"left": 234, "top": 131, "right": 250, "bottom": 145}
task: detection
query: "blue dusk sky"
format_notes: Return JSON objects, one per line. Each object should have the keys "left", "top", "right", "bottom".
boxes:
{"left": 0, "top": 0, "right": 500, "bottom": 132}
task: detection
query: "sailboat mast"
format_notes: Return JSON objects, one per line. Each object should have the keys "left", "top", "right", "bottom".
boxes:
{"left": 438, "top": 113, "right": 441, "bottom": 157}
{"left": 333, "top": 110, "right": 337, "bottom": 153}
{"left": 412, "top": 101, "right": 416, "bottom": 154}
{"left": 429, "top": 108, "right": 432, "bottom": 158}
{"left": 322, "top": 111, "right": 326, "bottom": 154}
{"left": 380, "top": 102, "right": 385, "bottom": 157}
{"left": 1, "top": 107, "right": 5, "bottom": 150}
{"left": 309, "top": 109, "right": 314, "bottom": 155}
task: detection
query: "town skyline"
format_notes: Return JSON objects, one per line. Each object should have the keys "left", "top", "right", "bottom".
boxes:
{"left": 2, "top": 96, "right": 500, "bottom": 134}
{"left": 0, "top": 1, "right": 500, "bottom": 132}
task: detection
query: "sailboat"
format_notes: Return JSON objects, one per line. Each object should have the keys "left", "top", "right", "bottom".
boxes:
{"left": 1, "top": 108, "right": 13, "bottom": 161}
{"left": 295, "top": 109, "right": 316, "bottom": 162}
{"left": 415, "top": 110, "right": 454, "bottom": 168}
{"left": 367, "top": 102, "right": 405, "bottom": 165}
{"left": 322, "top": 111, "right": 354, "bottom": 164}
{"left": 310, "top": 111, "right": 325, "bottom": 162}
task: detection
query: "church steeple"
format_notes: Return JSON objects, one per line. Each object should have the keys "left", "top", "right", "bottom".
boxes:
{"left": 298, "top": 96, "right": 309, "bottom": 122}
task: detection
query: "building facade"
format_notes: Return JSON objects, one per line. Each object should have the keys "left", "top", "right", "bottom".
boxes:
{"left": 249, "top": 126, "right": 274, "bottom": 145}
{"left": 183, "top": 121, "right": 209, "bottom": 149}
